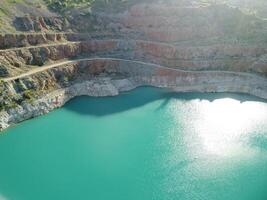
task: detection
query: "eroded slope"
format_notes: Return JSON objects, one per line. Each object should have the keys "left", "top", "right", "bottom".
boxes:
{"left": 0, "top": 0, "right": 267, "bottom": 131}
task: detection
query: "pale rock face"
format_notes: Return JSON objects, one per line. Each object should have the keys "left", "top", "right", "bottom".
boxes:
{"left": 0, "top": 1, "right": 267, "bottom": 132}
{"left": 111, "top": 79, "right": 136, "bottom": 92}
{"left": 1, "top": 39, "right": 266, "bottom": 78}
{"left": 0, "top": 77, "right": 136, "bottom": 131}
{"left": 0, "top": 112, "right": 9, "bottom": 131}
{"left": 1, "top": 60, "right": 266, "bottom": 132}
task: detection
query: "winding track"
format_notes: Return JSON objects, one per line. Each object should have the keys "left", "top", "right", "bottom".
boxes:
{"left": 2, "top": 57, "right": 267, "bottom": 83}
{"left": 0, "top": 41, "right": 80, "bottom": 52}
{"left": 0, "top": 37, "right": 266, "bottom": 83}
{"left": 1, "top": 37, "right": 264, "bottom": 52}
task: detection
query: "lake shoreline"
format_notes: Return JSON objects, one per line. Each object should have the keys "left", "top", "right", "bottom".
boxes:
{"left": 1, "top": 73, "right": 267, "bottom": 132}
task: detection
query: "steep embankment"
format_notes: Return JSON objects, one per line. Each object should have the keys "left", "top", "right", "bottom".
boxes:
{"left": 0, "top": 1, "right": 267, "bottom": 131}
{"left": 1, "top": 58, "right": 267, "bottom": 131}
{"left": 1, "top": 38, "right": 267, "bottom": 78}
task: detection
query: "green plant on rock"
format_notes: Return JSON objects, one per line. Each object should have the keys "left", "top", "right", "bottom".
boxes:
{"left": 44, "top": 0, "right": 130, "bottom": 12}
{"left": 45, "top": 0, "right": 95, "bottom": 12}
{"left": 0, "top": 80, "right": 4, "bottom": 90}
{"left": 0, "top": 101, "right": 4, "bottom": 111}
{"left": 5, "top": 101, "right": 19, "bottom": 110}
{"left": 23, "top": 89, "right": 35, "bottom": 100}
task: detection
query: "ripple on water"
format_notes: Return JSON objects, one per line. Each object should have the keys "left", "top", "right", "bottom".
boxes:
{"left": 0, "top": 87, "right": 267, "bottom": 200}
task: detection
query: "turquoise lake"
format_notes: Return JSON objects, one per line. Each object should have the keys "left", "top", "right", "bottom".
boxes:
{"left": 0, "top": 87, "right": 267, "bottom": 200}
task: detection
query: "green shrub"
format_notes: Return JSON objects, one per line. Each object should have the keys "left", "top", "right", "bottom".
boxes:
{"left": 44, "top": 0, "right": 95, "bottom": 12}
{"left": 23, "top": 89, "right": 35, "bottom": 100}
{"left": 5, "top": 102, "right": 19, "bottom": 110}
{"left": 44, "top": 0, "right": 129, "bottom": 12}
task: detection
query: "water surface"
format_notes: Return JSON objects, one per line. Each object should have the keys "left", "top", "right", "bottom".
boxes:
{"left": 0, "top": 87, "right": 267, "bottom": 200}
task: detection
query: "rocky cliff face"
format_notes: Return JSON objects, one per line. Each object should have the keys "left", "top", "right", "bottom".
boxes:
{"left": 1, "top": 39, "right": 266, "bottom": 78}
{"left": 0, "top": 0, "right": 267, "bottom": 131}
{"left": 14, "top": 16, "right": 70, "bottom": 32}
{"left": 1, "top": 58, "right": 266, "bottom": 131}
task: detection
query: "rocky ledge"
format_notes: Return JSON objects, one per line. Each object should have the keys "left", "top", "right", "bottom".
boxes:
{"left": 1, "top": 1, "right": 267, "bottom": 132}
{"left": 0, "top": 58, "right": 266, "bottom": 132}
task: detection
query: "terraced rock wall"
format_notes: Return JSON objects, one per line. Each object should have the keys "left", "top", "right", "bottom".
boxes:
{"left": 0, "top": 32, "right": 116, "bottom": 49}
{"left": 1, "top": 58, "right": 267, "bottom": 131}
{"left": 0, "top": 1, "right": 267, "bottom": 131}
{"left": 112, "top": 3, "right": 267, "bottom": 43}
{"left": 1, "top": 39, "right": 267, "bottom": 78}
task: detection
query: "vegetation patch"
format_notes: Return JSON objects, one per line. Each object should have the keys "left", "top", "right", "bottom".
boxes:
{"left": 23, "top": 89, "right": 35, "bottom": 100}
{"left": 44, "top": 0, "right": 130, "bottom": 13}
{"left": 44, "top": 0, "right": 95, "bottom": 12}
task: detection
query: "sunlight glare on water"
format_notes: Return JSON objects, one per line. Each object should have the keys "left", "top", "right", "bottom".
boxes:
{"left": 168, "top": 96, "right": 267, "bottom": 168}
{"left": 0, "top": 88, "right": 267, "bottom": 200}
{"left": 195, "top": 98, "right": 267, "bottom": 157}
